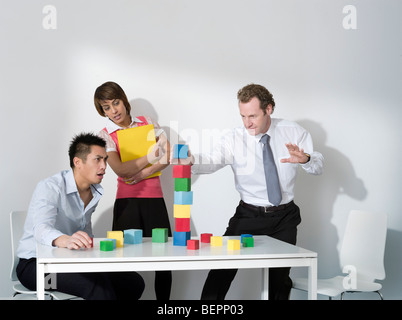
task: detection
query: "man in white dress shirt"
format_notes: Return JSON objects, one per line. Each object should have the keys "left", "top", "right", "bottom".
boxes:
{"left": 191, "top": 84, "right": 324, "bottom": 300}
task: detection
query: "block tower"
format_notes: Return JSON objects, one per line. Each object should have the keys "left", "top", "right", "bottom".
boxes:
{"left": 172, "top": 144, "right": 192, "bottom": 246}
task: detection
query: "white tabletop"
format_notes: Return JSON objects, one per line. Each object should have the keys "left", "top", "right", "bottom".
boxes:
{"left": 37, "top": 235, "right": 316, "bottom": 263}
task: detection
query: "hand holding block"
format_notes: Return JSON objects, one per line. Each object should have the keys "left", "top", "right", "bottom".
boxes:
{"left": 152, "top": 228, "right": 168, "bottom": 243}
{"left": 200, "top": 233, "right": 213, "bottom": 243}
{"left": 227, "top": 239, "right": 241, "bottom": 250}
{"left": 107, "top": 231, "right": 124, "bottom": 247}
{"left": 173, "top": 231, "right": 191, "bottom": 246}
{"left": 173, "top": 144, "right": 189, "bottom": 159}
{"left": 174, "top": 191, "right": 193, "bottom": 205}
{"left": 187, "top": 239, "right": 199, "bottom": 250}
{"left": 100, "top": 240, "right": 114, "bottom": 251}
{"left": 124, "top": 229, "right": 143, "bottom": 244}
{"left": 210, "top": 236, "right": 223, "bottom": 247}
{"left": 173, "top": 165, "right": 191, "bottom": 178}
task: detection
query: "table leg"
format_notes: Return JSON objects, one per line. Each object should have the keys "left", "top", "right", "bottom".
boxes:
{"left": 36, "top": 262, "right": 45, "bottom": 300}
{"left": 261, "top": 268, "right": 269, "bottom": 300}
{"left": 307, "top": 258, "right": 317, "bottom": 300}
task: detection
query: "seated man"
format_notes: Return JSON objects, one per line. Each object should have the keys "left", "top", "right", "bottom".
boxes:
{"left": 16, "top": 132, "right": 145, "bottom": 300}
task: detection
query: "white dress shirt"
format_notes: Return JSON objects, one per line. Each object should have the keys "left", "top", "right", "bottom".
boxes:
{"left": 191, "top": 118, "right": 324, "bottom": 207}
{"left": 17, "top": 169, "right": 103, "bottom": 259}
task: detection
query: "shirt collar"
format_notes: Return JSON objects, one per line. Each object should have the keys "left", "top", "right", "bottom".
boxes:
{"left": 104, "top": 116, "right": 143, "bottom": 134}
{"left": 65, "top": 168, "right": 104, "bottom": 197}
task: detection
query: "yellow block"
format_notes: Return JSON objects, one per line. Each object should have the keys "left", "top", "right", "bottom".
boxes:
{"left": 107, "top": 231, "right": 124, "bottom": 248}
{"left": 210, "top": 236, "right": 223, "bottom": 247}
{"left": 227, "top": 239, "right": 241, "bottom": 250}
{"left": 173, "top": 204, "right": 191, "bottom": 218}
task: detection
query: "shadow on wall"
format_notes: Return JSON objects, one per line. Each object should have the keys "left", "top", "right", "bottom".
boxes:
{"left": 292, "top": 119, "right": 367, "bottom": 278}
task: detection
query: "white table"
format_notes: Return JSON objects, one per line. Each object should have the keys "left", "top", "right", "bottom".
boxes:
{"left": 36, "top": 235, "right": 317, "bottom": 300}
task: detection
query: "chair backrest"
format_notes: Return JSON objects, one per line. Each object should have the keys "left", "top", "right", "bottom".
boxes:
{"left": 10, "top": 211, "right": 27, "bottom": 281}
{"left": 340, "top": 210, "right": 387, "bottom": 282}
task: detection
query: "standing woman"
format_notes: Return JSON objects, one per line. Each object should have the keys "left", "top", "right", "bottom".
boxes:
{"left": 94, "top": 81, "right": 172, "bottom": 300}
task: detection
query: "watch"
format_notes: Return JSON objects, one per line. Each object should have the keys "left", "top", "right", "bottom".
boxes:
{"left": 304, "top": 153, "right": 311, "bottom": 163}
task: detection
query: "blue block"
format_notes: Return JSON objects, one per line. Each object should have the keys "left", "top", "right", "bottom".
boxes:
{"left": 174, "top": 191, "right": 193, "bottom": 205}
{"left": 173, "top": 231, "right": 191, "bottom": 246}
{"left": 241, "top": 234, "right": 253, "bottom": 243}
{"left": 173, "top": 144, "right": 189, "bottom": 159}
{"left": 124, "top": 229, "right": 143, "bottom": 244}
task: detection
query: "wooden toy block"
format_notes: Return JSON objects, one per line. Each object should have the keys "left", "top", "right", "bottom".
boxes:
{"left": 200, "top": 233, "right": 213, "bottom": 243}
{"left": 100, "top": 240, "right": 114, "bottom": 251}
{"left": 105, "top": 238, "right": 117, "bottom": 249}
{"left": 124, "top": 229, "right": 143, "bottom": 244}
{"left": 174, "top": 191, "right": 193, "bottom": 205}
{"left": 241, "top": 234, "right": 253, "bottom": 243}
{"left": 210, "top": 236, "right": 223, "bottom": 247}
{"left": 175, "top": 218, "right": 190, "bottom": 232}
{"left": 152, "top": 228, "right": 168, "bottom": 243}
{"left": 227, "top": 239, "right": 241, "bottom": 250}
{"left": 242, "top": 237, "right": 254, "bottom": 247}
{"left": 173, "top": 204, "right": 191, "bottom": 218}
{"left": 187, "top": 239, "right": 199, "bottom": 250}
{"left": 107, "top": 231, "right": 124, "bottom": 247}
{"left": 173, "top": 165, "right": 191, "bottom": 178}
{"left": 174, "top": 178, "right": 191, "bottom": 191}
{"left": 173, "top": 231, "right": 191, "bottom": 246}
{"left": 173, "top": 144, "right": 189, "bottom": 159}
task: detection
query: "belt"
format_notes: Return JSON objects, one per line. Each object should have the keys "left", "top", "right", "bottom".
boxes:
{"left": 239, "top": 200, "right": 294, "bottom": 213}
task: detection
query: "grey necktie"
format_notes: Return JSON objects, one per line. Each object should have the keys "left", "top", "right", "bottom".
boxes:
{"left": 260, "top": 134, "right": 282, "bottom": 206}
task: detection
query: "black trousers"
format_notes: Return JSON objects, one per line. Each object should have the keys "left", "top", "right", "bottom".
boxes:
{"left": 201, "top": 200, "right": 301, "bottom": 300}
{"left": 16, "top": 258, "right": 145, "bottom": 300}
{"left": 113, "top": 197, "right": 172, "bottom": 300}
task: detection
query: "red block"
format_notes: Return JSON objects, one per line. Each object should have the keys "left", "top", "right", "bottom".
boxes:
{"left": 200, "top": 233, "right": 213, "bottom": 243}
{"left": 173, "top": 165, "right": 191, "bottom": 178}
{"left": 175, "top": 218, "right": 190, "bottom": 232}
{"left": 187, "top": 239, "right": 199, "bottom": 250}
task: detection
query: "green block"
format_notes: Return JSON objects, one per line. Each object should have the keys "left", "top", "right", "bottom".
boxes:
{"left": 100, "top": 240, "right": 114, "bottom": 251}
{"left": 242, "top": 237, "right": 254, "bottom": 247}
{"left": 175, "top": 178, "right": 191, "bottom": 191}
{"left": 152, "top": 228, "right": 168, "bottom": 243}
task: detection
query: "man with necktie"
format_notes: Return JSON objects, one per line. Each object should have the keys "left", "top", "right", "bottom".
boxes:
{"left": 190, "top": 83, "right": 324, "bottom": 300}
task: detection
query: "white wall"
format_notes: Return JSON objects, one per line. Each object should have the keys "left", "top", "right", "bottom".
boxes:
{"left": 1, "top": 0, "right": 401, "bottom": 299}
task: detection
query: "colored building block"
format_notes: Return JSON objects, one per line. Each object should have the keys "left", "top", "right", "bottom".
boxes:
{"left": 241, "top": 234, "right": 253, "bottom": 243}
{"left": 227, "top": 239, "right": 241, "bottom": 250}
{"left": 173, "top": 204, "right": 191, "bottom": 218}
{"left": 173, "top": 231, "right": 191, "bottom": 246}
{"left": 174, "top": 191, "right": 193, "bottom": 205}
{"left": 174, "top": 178, "right": 191, "bottom": 191}
{"left": 100, "top": 240, "right": 114, "bottom": 251}
{"left": 173, "top": 165, "right": 192, "bottom": 178}
{"left": 124, "top": 229, "right": 143, "bottom": 244}
{"left": 107, "top": 231, "right": 124, "bottom": 247}
{"left": 105, "top": 238, "right": 117, "bottom": 249}
{"left": 242, "top": 237, "right": 254, "bottom": 247}
{"left": 187, "top": 239, "right": 199, "bottom": 250}
{"left": 210, "top": 236, "right": 223, "bottom": 247}
{"left": 175, "top": 218, "right": 190, "bottom": 232}
{"left": 200, "top": 233, "right": 213, "bottom": 243}
{"left": 173, "top": 144, "right": 189, "bottom": 159}
{"left": 152, "top": 228, "right": 168, "bottom": 243}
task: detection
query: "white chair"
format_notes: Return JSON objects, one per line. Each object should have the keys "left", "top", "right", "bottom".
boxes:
{"left": 10, "top": 210, "right": 79, "bottom": 300}
{"left": 292, "top": 210, "right": 387, "bottom": 300}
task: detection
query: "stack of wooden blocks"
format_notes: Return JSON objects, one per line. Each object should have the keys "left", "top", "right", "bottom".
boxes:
{"left": 172, "top": 144, "right": 196, "bottom": 248}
